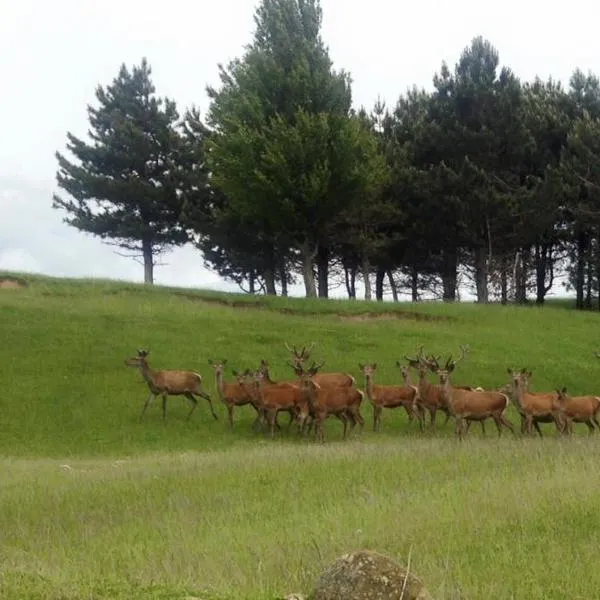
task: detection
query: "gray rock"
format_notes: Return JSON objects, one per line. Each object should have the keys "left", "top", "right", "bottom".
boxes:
{"left": 310, "top": 549, "right": 433, "bottom": 600}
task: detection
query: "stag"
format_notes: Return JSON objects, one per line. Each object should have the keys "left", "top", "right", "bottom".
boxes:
{"left": 247, "top": 369, "right": 308, "bottom": 438}
{"left": 552, "top": 387, "right": 600, "bottom": 434}
{"left": 403, "top": 345, "right": 451, "bottom": 429}
{"left": 208, "top": 359, "right": 259, "bottom": 430}
{"left": 297, "top": 364, "right": 365, "bottom": 443}
{"left": 285, "top": 342, "right": 355, "bottom": 386}
{"left": 507, "top": 369, "right": 563, "bottom": 436}
{"left": 431, "top": 349, "right": 514, "bottom": 440}
{"left": 124, "top": 349, "right": 217, "bottom": 422}
{"left": 360, "top": 363, "right": 422, "bottom": 431}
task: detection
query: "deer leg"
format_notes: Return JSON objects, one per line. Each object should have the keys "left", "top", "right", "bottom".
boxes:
{"left": 161, "top": 394, "right": 168, "bottom": 421}
{"left": 533, "top": 419, "right": 543, "bottom": 437}
{"left": 140, "top": 393, "right": 156, "bottom": 422}
{"left": 267, "top": 409, "right": 277, "bottom": 438}
{"left": 317, "top": 416, "right": 326, "bottom": 443}
{"left": 373, "top": 405, "right": 382, "bottom": 432}
{"left": 184, "top": 392, "right": 198, "bottom": 420}
{"left": 442, "top": 410, "right": 451, "bottom": 427}
{"left": 585, "top": 419, "right": 595, "bottom": 434}
{"left": 455, "top": 416, "right": 465, "bottom": 440}
{"left": 227, "top": 404, "right": 234, "bottom": 430}
{"left": 199, "top": 391, "right": 218, "bottom": 420}
{"left": 481, "top": 420, "right": 487, "bottom": 435}
{"left": 286, "top": 410, "right": 295, "bottom": 431}
{"left": 339, "top": 412, "right": 349, "bottom": 439}
{"left": 498, "top": 414, "right": 516, "bottom": 435}
{"left": 429, "top": 408, "right": 437, "bottom": 428}
{"left": 592, "top": 415, "right": 600, "bottom": 429}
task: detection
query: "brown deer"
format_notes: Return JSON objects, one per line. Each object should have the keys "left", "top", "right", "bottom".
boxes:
{"left": 507, "top": 368, "right": 562, "bottom": 436}
{"left": 430, "top": 350, "right": 515, "bottom": 440}
{"left": 247, "top": 370, "right": 309, "bottom": 438}
{"left": 208, "top": 359, "right": 259, "bottom": 430}
{"left": 297, "top": 364, "right": 365, "bottom": 443}
{"left": 360, "top": 363, "right": 422, "bottom": 431}
{"left": 404, "top": 346, "right": 451, "bottom": 429}
{"left": 395, "top": 362, "right": 426, "bottom": 427}
{"left": 551, "top": 387, "right": 600, "bottom": 434}
{"left": 285, "top": 342, "right": 355, "bottom": 387}
{"left": 124, "top": 349, "right": 217, "bottom": 422}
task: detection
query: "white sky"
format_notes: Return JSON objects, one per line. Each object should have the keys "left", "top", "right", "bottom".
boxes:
{"left": 1, "top": 0, "right": 596, "bottom": 298}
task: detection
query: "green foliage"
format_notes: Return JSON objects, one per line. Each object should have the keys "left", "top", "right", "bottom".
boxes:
{"left": 53, "top": 59, "right": 191, "bottom": 283}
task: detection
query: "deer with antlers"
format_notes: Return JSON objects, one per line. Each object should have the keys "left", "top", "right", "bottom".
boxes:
{"left": 551, "top": 387, "right": 600, "bottom": 434}
{"left": 246, "top": 369, "right": 309, "bottom": 438}
{"left": 125, "top": 349, "right": 217, "bottom": 422}
{"left": 507, "top": 368, "right": 563, "bottom": 436}
{"left": 285, "top": 342, "right": 356, "bottom": 387}
{"left": 359, "top": 363, "right": 422, "bottom": 431}
{"left": 429, "top": 346, "right": 515, "bottom": 440}
{"left": 208, "top": 359, "right": 261, "bottom": 430}
{"left": 296, "top": 363, "right": 365, "bottom": 443}
{"left": 403, "top": 346, "right": 451, "bottom": 429}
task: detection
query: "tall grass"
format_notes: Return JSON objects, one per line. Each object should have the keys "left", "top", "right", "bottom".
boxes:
{"left": 1, "top": 272, "right": 599, "bottom": 599}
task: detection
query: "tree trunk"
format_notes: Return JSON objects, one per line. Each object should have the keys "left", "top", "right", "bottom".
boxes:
{"left": 387, "top": 270, "right": 398, "bottom": 302}
{"left": 301, "top": 242, "right": 317, "bottom": 298}
{"left": 585, "top": 245, "right": 593, "bottom": 309}
{"left": 534, "top": 243, "right": 546, "bottom": 305}
{"left": 263, "top": 268, "right": 277, "bottom": 296}
{"left": 474, "top": 246, "right": 489, "bottom": 303}
{"left": 576, "top": 231, "right": 587, "bottom": 310}
{"left": 248, "top": 273, "right": 256, "bottom": 294}
{"left": 500, "top": 256, "right": 508, "bottom": 305}
{"left": 410, "top": 267, "right": 419, "bottom": 302}
{"left": 280, "top": 262, "right": 288, "bottom": 297}
{"left": 362, "top": 257, "right": 372, "bottom": 301}
{"left": 316, "top": 246, "right": 329, "bottom": 298}
{"left": 142, "top": 239, "right": 154, "bottom": 284}
{"left": 441, "top": 249, "right": 457, "bottom": 302}
{"left": 344, "top": 264, "right": 356, "bottom": 299}
{"left": 375, "top": 265, "right": 385, "bottom": 302}
{"left": 514, "top": 248, "right": 528, "bottom": 304}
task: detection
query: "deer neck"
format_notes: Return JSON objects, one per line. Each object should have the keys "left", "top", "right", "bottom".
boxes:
{"left": 139, "top": 361, "right": 156, "bottom": 386}
{"left": 364, "top": 376, "right": 374, "bottom": 400}
{"left": 440, "top": 378, "right": 453, "bottom": 410}
{"left": 215, "top": 370, "right": 225, "bottom": 397}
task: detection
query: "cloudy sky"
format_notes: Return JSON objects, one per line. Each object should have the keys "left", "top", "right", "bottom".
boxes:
{"left": 1, "top": 0, "right": 596, "bottom": 297}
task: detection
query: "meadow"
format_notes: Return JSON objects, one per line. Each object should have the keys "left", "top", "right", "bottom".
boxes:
{"left": 1, "top": 272, "right": 600, "bottom": 599}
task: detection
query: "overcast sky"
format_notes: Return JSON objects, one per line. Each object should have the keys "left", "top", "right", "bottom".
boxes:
{"left": 1, "top": 0, "right": 596, "bottom": 297}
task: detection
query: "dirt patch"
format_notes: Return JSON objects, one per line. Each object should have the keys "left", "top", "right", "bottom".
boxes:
{"left": 0, "top": 277, "right": 27, "bottom": 289}
{"left": 173, "top": 292, "right": 451, "bottom": 322}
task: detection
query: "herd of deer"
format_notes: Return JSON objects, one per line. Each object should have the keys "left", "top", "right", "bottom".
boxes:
{"left": 124, "top": 343, "right": 600, "bottom": 442}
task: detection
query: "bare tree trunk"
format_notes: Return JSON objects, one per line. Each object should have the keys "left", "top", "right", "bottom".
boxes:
{"left": 301, "top": 241, "right": 317, "bottom": 298}
{"left": 500, "top": 256, "right": 508, "bottom": 305}
{"left": 279, "top": 262, "right": 288, "bottom": 297}
{"left": 514, "top": 248, "right": 528, "bottom": 304}
{"left": 375, "top": 265, "right": 385, "bottom": 302}
{"left": 411, "top": 267, "right": 419, "bottom": 302}
{"left": 441, "top": 249, "right": 457, "bottom": 302}
{"left": 576, "top": 231, "right": 586, "bottom": 310}
{"left": 474, "top": 246, "right": 489, "bottom": 303}
{"left": 263, "top": 268, "right": 277, "bottom": 296}
{"left": 316, "top": 246, "right": 329, "bottom": 298}
{"left": 142, "top": 239, "right": 154, "bottom": 285}
{"left": 387, "top": 270, "right": 398, "bottom": 302}
{"left": 249, "top": 273, "right": 256, "bottom": 294}
{"left": 344, "top": 264, "right": 356, "bottom": 299}
{"left": 362, "top": 257, "right": 372, "bottom": 301}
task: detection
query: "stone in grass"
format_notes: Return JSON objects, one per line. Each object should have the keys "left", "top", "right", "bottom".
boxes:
{"left": 309, "top": 549, "right": 433, "bottom": 600}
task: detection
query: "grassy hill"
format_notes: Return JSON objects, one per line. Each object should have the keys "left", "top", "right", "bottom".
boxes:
{"left": 1, "top": 272, "right": 600, "bottom": 599}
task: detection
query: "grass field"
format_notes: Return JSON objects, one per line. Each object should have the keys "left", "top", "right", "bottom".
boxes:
{"left": 1, "top": 272, "right": 600, "bottom": 599}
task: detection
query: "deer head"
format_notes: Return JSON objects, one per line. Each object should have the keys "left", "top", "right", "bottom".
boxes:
{"left": 285, "top": 342, "right": 316, "bottom": 367}
{"left": 124, "top": 348, "right": 150, "bottom": 368}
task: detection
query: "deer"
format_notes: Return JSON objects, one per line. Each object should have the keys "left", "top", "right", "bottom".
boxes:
{"left": 285, "top": 342, "right": 356, "bottom": 387}
{"left": 296, "top": 363, "right": 365, "bottom": 443}
{"left": 395, "top": 362, "right": 426, "bottom": 427}
{"left": 208, "top": 359, "right": 260, "bottom": 430}
{"left": 360, "top": 363, "right": 422, "bottom": 431}
{"left": 430, "top": 350, "right": 515, "bottom": 440}
{"left": 507, "top": 368, "right": 563, "bottom": 436}
{"left": 551, "top": 387, "right": 600, "bottom": 434}
{"left": 247, "top": 369, "right": 309, "bottom": 438}
{"left": 403, "top": 346, "right": 452, "bottom": 429}
{"left": 124, "top": 349, "right": 217, "bottom": 422}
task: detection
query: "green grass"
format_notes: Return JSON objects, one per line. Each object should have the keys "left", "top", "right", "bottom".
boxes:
{"left": 1, "top": 271, "right": 600, "bottom": 599}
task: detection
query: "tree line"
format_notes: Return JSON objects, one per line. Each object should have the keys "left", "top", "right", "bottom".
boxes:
{"left": 53, "top": 0, "right": 600, "bottom": 308}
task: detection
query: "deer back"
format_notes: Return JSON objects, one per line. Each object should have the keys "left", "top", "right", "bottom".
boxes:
{"left": 447, "top": 388, "right": 509, "bottom": 417}
{"left": 154, "top": 370, "right": 202, "bottom": 394}
{"left": 555, "top": 394, "right": 600, "bottom": 419}
{"left": 313, "top": 372, "right": 355, "bottom": 387}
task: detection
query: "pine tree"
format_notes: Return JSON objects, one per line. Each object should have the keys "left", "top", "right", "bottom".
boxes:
{"left": 53, "top": 58, "right": 190, "bottom": 284}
